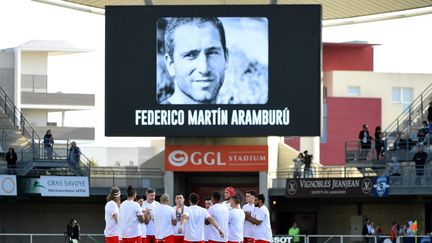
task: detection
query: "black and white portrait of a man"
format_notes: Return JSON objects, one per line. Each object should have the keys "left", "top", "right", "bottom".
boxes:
{"left": 157, "top": 17, "right": 268, "bottom": 105}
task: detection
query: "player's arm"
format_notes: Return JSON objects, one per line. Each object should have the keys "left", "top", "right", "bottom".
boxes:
{"left": 143, "top": 209, "right": 150, "bottom": 224}
{"left": 178, "top": 213, "right": 189, "bottom": 234}
{"left": 206, "top": 216, "right": 224, "bottom": 238}
{"left": 171, "top": 210, "right": 177, "bottom": 226}
{"left": 245, "top": 211, "right": 262, "bottom": 225}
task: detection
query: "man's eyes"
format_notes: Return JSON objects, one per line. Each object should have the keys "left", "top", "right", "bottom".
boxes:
{"left": 182, "top": 49, "right": 221, "bottom": 59}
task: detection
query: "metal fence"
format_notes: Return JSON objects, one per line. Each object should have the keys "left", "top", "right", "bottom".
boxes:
{"left": 3, "top": 234, "right": 430, "bottom": 243}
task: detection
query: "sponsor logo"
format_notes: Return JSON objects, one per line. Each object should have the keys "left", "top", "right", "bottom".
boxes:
{"left": 374, "top": 176, "right": 389, "bottom": 197}
{"left": 168, "top": 150, "right": 189, "bottom": 167}
{"left": 1, "top": 176, "right": 15, "bottom": 193}
{"left": 287, "top": 180, "right": 298, "bottom": 195}
{"left": 361, "top": 178, "right": 373, "bottom": 194}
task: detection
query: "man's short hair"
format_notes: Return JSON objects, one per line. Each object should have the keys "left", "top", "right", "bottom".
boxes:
{"left": 257, "top": 193, "right": 265, "bottom": 204}
{"left": 189, "top": 192, "right": 199, "bottom": 204}
{"left": 204, "top": 197, "right": 212, "bottom": 201}
{"left": 231, "top": 195, "right": 241, "bottom": 205}
{"left": 164, "top": 17, "right": 228, "bottom": 59}
{"left": 146, "top": 188, "right": 155, "bottom": 194}
{"left": 246, "top": 190, "right": 256, "bottom": 196}
{"left": 127, "top": 185, "right": 136, "bottom": 197}
{"left": 175, "top": 192, "right": 183, "bottom": 197}
{"left": 160, "top": 193, "right": 169, "bottom": 203}
{"left": 211, "top": 191, "right": 222, "bottom": 202}
{"left": 136, "top": 195, "right": 144, "bottom": 201}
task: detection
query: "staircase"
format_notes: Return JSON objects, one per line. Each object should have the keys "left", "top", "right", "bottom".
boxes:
{"left": 0, "top": 86, "right": 90, "bottom": 176}
{"left": 345, "top": 82, "right": 432, "bottom": 163}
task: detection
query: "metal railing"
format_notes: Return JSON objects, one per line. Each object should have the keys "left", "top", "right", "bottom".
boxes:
{"left": 3, "top": 234, "right": 428, "bottom": 243}
{"left": 384, "top": 82, "right": 432, "bottom": 136}
{"left": 0, "top": 85, "right": 94, "bottom": 176}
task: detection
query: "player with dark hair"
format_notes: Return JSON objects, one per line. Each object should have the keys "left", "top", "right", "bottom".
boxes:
{"left": 178, "top": 193, "right": 224, "bottom": 243}
{"left": 143, "top": 188, "right": 160, "bottom": 243}
{"left": 245, "top": 194, "right": 272, "bottom": 243}
{"left": 120, "top": 186, "right": 145, "bottom": 243}
{"left": 207, "top": 191, "right": 229, "bottom": 243}
{"left": 242, "top": 190, "right": 256, "bottom": 243}
{"left": 228, "top": 195, "right": 245, "bottom": 243}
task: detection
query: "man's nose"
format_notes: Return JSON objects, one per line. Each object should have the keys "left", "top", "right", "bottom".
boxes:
{"left": 196, "top": 52, "right": 210, "bottom": 74}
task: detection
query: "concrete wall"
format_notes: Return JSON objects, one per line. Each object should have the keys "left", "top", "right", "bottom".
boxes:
{"left": 21, "top": 51, "right": 48, "bottom": 75}
{"left": 21, "top": 109, "right": 47, "bottom": 126}
{"left": 325, "top": 71, "right": 432, "bottom": 128}
{"left": 0, "top": 49, "right": 15, "bottom": 100}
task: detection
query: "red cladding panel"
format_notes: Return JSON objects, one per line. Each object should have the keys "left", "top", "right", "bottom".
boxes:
{"left": 323, "top": 44, "right": 374, "bottom": 71}
{"left": 320, "top": 97, "right": 381, "bottom": 165}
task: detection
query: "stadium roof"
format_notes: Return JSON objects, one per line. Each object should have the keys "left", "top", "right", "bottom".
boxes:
{"left": 57, "top": 0, "right": 432, "bottom": 20}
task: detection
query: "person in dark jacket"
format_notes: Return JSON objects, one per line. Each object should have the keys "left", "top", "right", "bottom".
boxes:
{"left": 359, "top": 124, "right": 372, "bottom": 160}
{"left": 65, "top": 219, "right": 80, "bottom": 243}
{"left": 6, "top": 147, "right": 17, "bottom": 174}
{"left": 43, "top": 129, "right": 54, "bottom": 159}
{"left": 413, "top": 146, "right": 428, "bottom": 176}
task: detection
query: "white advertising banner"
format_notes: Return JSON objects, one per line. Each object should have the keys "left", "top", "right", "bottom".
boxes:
{"left": 0, "top": 175, "right": 17, "bottom": 196}
{"left": 40, "top": 176, "right": 89, "bottom": 197}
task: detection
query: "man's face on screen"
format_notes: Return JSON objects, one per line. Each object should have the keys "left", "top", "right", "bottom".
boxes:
{"left": 165, "top": 22, "right": 227, "bottom": 103}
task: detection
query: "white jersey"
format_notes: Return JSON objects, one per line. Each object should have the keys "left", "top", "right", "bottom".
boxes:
{"left": 120, "top": 200, "right": 143, "bottom": 238}
{"left": 172, "top": 205, "right": 188, "bottom": 236}
{"left": 204, "top": 208, "right": 213, "bottom": 242}
{"left": 253, "top": 205, "right": 272, "bottom": 242}
{"left": 183, "top": 205, "right": 210, "bottom": 241}
{"left": 143, "top": 200, "right": 160, "bottom": 236}
{"left": 153, "top": 204, "right": 176, "bottom": 239}
{"left": 208, "top": 203, "right": 229, "bottom": 242}
{"left": 104, "top": 200, "right": 120, "bottom": 237}
{"left": 228, "top": 208, "right": 245, "bottom": 242}
{"left": 223, "top": 201, "right": 232, "bottom": 211}
{"left": 242, "top": 203, "right": 256, "bottom": 238}
{"left": 140, "top": 207, "right": 147, "bottom": 237}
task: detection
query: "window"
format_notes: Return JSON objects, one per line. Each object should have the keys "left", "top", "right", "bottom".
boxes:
{"left": 392, "top": 87, "right": 413, "bottom": 109}
{"left": 347, "top": 86, "right": 360, "bottom": 96}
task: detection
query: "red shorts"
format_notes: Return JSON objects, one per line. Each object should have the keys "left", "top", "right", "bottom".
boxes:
{"left": 244, "top": 238, "right": 254, "bottom": 243}
{"left": 184, "top": 241, "right": 204, "bottom": 243}
{"left": 174, "top": 236, "right": 185, "bottom": 243}
{"left": 228, "top": 241, "right": 243, "bottom": 243}
{"left": 254, "top": 240, "right": 269, "bottom": 243}
{"left": 208, "top": 241, "right": 225, "bottom": 243}
{"left": 156, "top": 235, "right": 174, "bottom": 243}
{"left": 147, "top": 235, "right": 156, "bottom": 243}
{"left": 122, "top": 237, "right": 142, "bottom": 243}
{"left": 106, "top": 236, "right": 120, "bottom": 243}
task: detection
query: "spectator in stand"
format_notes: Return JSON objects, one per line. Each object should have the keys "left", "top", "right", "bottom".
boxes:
{"left": 69, "top": 141, "right": 81, "bottom": 165}
{"left": 43, "top": 129, "right": 54, "bottom": 159}
{"left": 288, "top": 222, "right": 300, "bottom": 243}
{"left": 374, "top": 126, "right": 384, "bottom": 160}
{"left": 293, "top": 153, "right": 303, "bottom": 178}
{"left": 362, "top": 218, "right": 373, "bottom": 243}
{"left": 417, "top": 121, "right": 429, "bottom": 143}
{"left": 413, "top": 145, "right": 428, "bottom": 176}
{"left": 359, "top": 124, "right": 372, "bottom": 160}
{"left": 65, "top": 219, "right": 81, "bottom": 243}
{"left": 390, "top": 222, "right": 399, "bottom": 243}
{"left": 303, "top": 151, "right": 313, "bottom": 178}
{"left": 389, "top": 156, "right": 401, "bottom": 176}
{"left": 6, "top": 147, "right": 17, "bottom": 175}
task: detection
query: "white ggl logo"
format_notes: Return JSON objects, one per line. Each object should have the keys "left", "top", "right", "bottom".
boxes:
{"left": 168, "top": 150, "right": 189, "bottom": 167}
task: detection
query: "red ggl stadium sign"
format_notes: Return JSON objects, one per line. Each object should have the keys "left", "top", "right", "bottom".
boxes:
{"left": 165, "top": 145, "right": 268, "bottom": 172}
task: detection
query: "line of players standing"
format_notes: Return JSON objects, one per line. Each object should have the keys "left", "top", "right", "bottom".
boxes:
{"left": 104, "top": 186, "right": 272, "bottom": 243}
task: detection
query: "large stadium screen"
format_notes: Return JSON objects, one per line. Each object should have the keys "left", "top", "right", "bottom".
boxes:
{"left": 105, "top": 5, "right": 321, "bottom": 136}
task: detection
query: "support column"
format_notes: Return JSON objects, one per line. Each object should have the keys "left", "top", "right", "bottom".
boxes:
{"left": 163, "top": 171, "right": 174, "bottom": 201}
{"left": 259, "top": 171, "right": 269, "bottom": 207}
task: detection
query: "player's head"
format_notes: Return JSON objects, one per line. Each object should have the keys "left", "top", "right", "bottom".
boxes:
{"left": 255, "top": 193, "right": 265, "bottom": 207}
{"left": 127, "top": 185, "right": 137, "bottom": 200}
{"left": 175, "top": 193, "right": 185, "bottom": 206}
{"left": 146, "top": 188, "right": 156, "bottom": 202}
{"left": 211, "top": 191, "right": 222, "bottom": 204}
{"left": 224, "top": 186, "right": 236, "bottom": 200}
{"left": 160, "top": 193, "right": 170, "bottom": 204}
{"left": 245, "top": 190, "right": 256, "bottom": 204}
{"left": 136, "top": 195, "right": 144, "bottom": 206}
{"left": 230, "top": 195, "right": 241, "bottom": 208}
{"left": 106, "top": 186, "right": 121, "bottom": 202}
{"left": 164, "top": 17, "right": 228, "bottom": 104}
{"left": 204, "top": 197, "right": 213, "bottom": 209}
{"left": 189, "top": 192, "right": 200, "bottom": 205}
